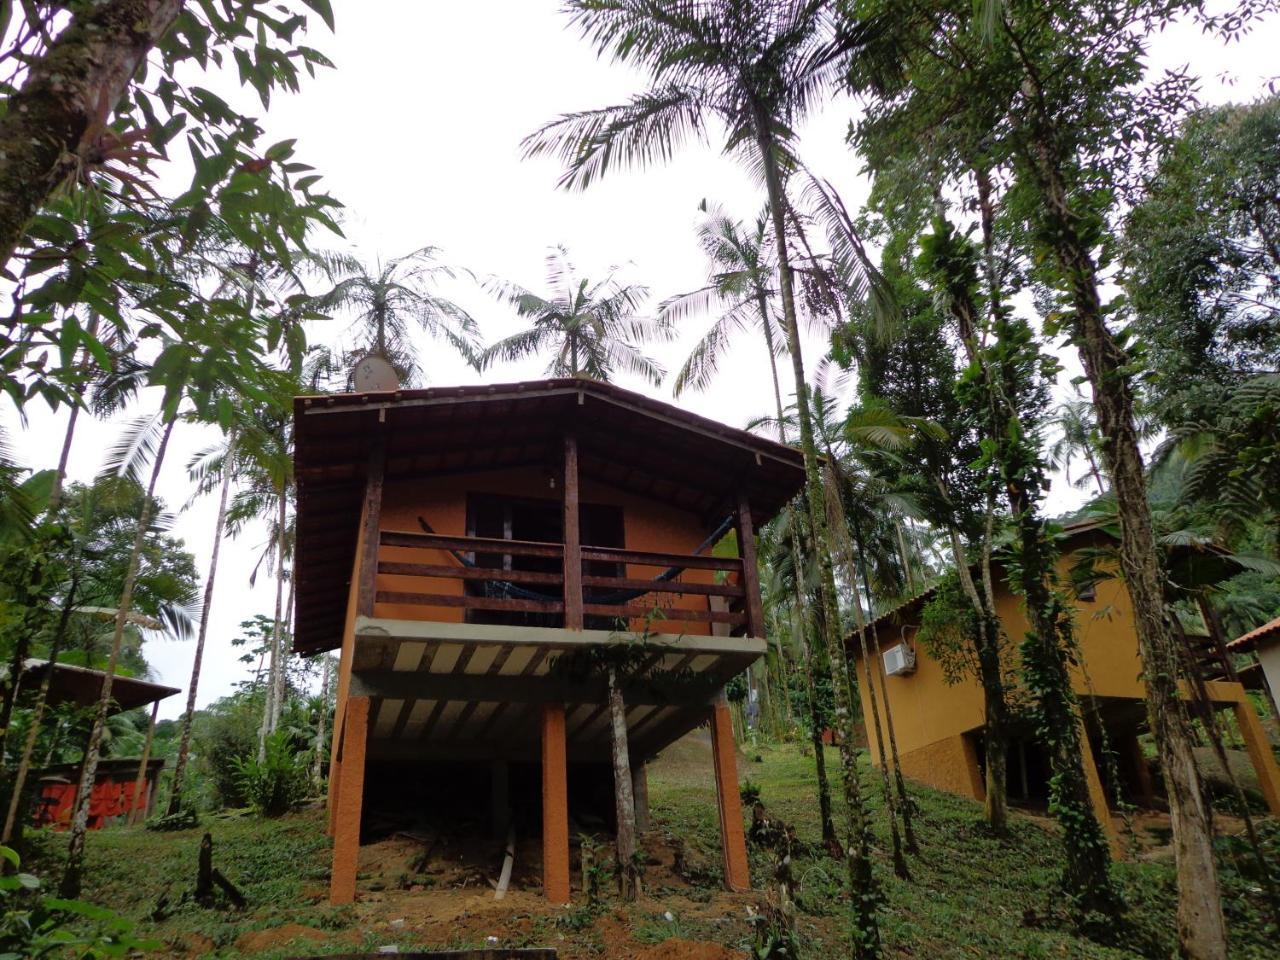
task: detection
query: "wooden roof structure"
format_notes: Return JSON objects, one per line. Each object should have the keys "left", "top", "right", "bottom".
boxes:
{"left": 17, "top": 659, "right": 180, "bottom": 712}
{"left": 293, "top": 378, "right": 807, "bottom": 656}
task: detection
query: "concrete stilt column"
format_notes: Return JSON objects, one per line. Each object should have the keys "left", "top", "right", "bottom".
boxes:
{"left": 710, "top": 698, "right": 750, "bottom": 892}
{"left": 632, "top": 761, "right": 650, "bottom": 833}
{"left": 329, "top": 696, "right": 370, "bottom": 905}
{"left": 1233, "top": 699, "right": 1280, "bottom": 815}
{"left": 541, "top": 702, "right": 571, "bottom": 904}
{"left": 1078, "top": 721, "right": 1123, "bottom": 860}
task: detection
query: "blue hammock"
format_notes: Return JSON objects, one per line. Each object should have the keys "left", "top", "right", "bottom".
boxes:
{"left": 416, "top": 514, "right": 735, "bottom": 605}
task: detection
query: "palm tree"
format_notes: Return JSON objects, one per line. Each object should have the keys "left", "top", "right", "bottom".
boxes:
{"left": 317, "top": 246, "right": 481, "bottom": 386}
{"left": 1048, "top": 396, "right": 1106, "bottom": 496}
{"left": 59, "top": 410, "right": 175, "bottom": 897}
{"left": 664, "top": 201, "right": 786, "bottom": 401}
{"left": 480, "top": 246, "right": 669, "bottom": 385}
{"left": 524, "top": 6, "right": 886, "bottom": 948}
{"left": 164, "top": 417, "right": 243, "bottom": 815}
{"left": 222, "top": 402, "right": 295, "bottom": 759}
{"left": 664, "top": 198, "right": 842, "bottom": 850}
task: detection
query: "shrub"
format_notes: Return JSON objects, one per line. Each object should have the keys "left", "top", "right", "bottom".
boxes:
{"left": 0, "top": 845, "right": 158, "bottom": 958}
{"left": 231, "top": 731, "right": 310, "bottom": 817}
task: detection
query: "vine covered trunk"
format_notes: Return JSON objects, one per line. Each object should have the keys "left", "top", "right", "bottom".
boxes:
{"left": 755, "top": 114, "right": 881, "bottom": 958}
{"left": 607, "top": 665, "right": 640, "bottom": 900}
{"left": 1021, "top": 107, "right": 1227, "bottom": 957}
{"left": 0, "top": 0, "right": 185, "bottom": 267}
{"left": 947, "top": 529, "right": 1009, "bottom": 832}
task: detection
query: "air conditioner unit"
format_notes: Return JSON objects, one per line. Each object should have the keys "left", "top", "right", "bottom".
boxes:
{"left": 882, "top": 643, "right": 916, "bottom": 677}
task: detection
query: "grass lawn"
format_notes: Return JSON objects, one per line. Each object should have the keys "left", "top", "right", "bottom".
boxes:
{"left": 20, "top": 736, "right": 1279, "bottom": 958}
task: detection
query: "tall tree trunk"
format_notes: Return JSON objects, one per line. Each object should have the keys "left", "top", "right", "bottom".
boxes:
{"left": 258, "top": 486, "right": 289, "bottom": 761}
{"left": 0, "top": 0, "right": 185, "bottom": 267}
{"left": 1, "top": 574, "right": 79, "bottom": 843}
{"left": 1013, "top": 82, "right": 1226, "bottom": 952}
{"left": 943, "top": 180, "right": 1110, "bottom": 891}
{"left": 311, "top": 655, "right": 331, "bottom": 788}
{"left": 1084, "top": 448, "right": 1106, "bottom": 497}
{"left": 850, "top": 517, "right": 918, "bottom": 854}
{"left": 945, "top": 527, "right": 1009, "bottom": 831}
{"left": 271, "top": 555, "right": 297, "bottom": 736}
{"left": 846, "top": 578, "right": 909, "bottom": 878}
{"left": 49, "top": 312, "right": 103, "bottom": 511}
{"left": 755, "top": 116, "right": 881, "bottom": 958}
{"left": 167, "top": 435, "right": 236, "bottom": 815}
{"left": 761, "top": 312, "right": 839, "bottom": 851}
{"left": 60, "top": 415, "right": 174, "bottom": 898}
{"left": 606, "top": 665, "right": 640, "bottom": 900}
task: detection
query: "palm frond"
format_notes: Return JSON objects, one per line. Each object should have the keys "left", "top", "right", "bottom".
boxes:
{"left": 98, "top": 412, "right": 166, "bottom": 486}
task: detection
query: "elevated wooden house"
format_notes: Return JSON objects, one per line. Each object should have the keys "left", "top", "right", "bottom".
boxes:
{"left": 847, "top": 523, "right": 1280, "bottom": 852}
{"left": 292, "top": 379, "right": 806, "bottom": 904}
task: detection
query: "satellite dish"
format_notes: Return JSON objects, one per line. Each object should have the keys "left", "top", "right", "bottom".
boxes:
{"left": 352, "top": 354, "right": 400, "bottom": 393}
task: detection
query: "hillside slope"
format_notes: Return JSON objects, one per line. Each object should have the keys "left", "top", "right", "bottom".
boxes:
{"left": 24, "top": 736, "right": 1278, "bottom": 959}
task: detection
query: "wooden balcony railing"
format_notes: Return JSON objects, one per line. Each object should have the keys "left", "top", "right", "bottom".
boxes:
{"left": 370, "top": 529, "right": 756, "bottom": 634}
{"left": 352, "top": 433, "right": 768, "bottom": 638}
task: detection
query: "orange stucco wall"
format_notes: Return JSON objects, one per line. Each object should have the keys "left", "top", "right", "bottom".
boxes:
{"left": 857, "top": 554, "right": 1152, "bottom": 767}
{"left": 371, "top": 466, "right": 724, "bottom": 635}
{"left": 896, "top": 734, "right": 986, "bottom": 802}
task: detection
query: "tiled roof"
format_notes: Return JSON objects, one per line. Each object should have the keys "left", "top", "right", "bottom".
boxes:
{"left": 1227, "top": 615, "right": 1280, "bottom": 653}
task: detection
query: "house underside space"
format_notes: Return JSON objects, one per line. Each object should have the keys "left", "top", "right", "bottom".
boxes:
{"left": 325, "top": 619, "right": 762, "bottom": 904}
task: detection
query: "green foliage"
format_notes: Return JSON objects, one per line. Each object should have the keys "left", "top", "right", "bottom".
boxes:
{"left": 231, "top": 731, "right": 310, "bottom": 818}
{"left": 312, "top": 247, "right": 480, "bottom": 387}
{"left": 1126, "top": 97, "right": 1280, "bottom": 429}
{"left": 917, "top": 573, "right": 981, "bottom": 685}
{"left": 1, "top": 2, "right": 342, "bottom": 416}
{"left": 0, "top": 845, "right": 158, "bottom": 959}
{"left": 480, "top": 246, "right": 670, "bottom": 385}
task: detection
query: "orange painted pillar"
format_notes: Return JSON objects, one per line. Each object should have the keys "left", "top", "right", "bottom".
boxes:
{"left": 541, "top": 702, "right": 571, "bottom": 904}
{"left": 1078, "top": 720, "right": 1123, "bottom": 860}
{"left": 329, "top": 696, "right": 370, "bottom": 905}
{"left": 710, "top": 697, "right": 751, "bottom": 892}
{"left": 1234, "top": 699, "right": 1280, "bottom": 815}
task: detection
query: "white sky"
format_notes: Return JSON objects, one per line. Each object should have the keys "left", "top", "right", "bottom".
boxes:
{"left": 6, "top": 2, "right": 1276, "bottom": 719}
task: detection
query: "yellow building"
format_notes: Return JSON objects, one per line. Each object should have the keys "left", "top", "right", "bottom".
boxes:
{"left": 849, "top": 523, "right": 1280, "bottom": 847}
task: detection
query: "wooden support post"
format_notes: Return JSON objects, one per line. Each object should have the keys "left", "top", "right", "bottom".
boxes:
{"left": 357, "top": 437, "right": 387, "bottom": 619}
{"left": 1233, "top": 698, "right": 1280, "bottom": 815}
{"left": 735, "top": 491, "right": 766, "bottom": 639}
{"left": 541, "top": 702, "right": 571, "bottom": 904}
{"left": 710, "top": 694, "right": 750, "bottom": 892}
{"left": 330, "top": 440, "right": 383, "bottom": 836}
{"left": 632, "top": 762, "right": 650, "bottom": 833}
{"left": 563, "top": 435, "right": 583, "bottom": 631}
{"left": 329, "top": 696, "right": 370, "bottom": 906}
{"left": 127, "top": 701, "right": 160, "bottom": 825}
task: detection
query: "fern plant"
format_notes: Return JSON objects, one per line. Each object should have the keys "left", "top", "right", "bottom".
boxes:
{"left": 231, "top": 731, "right": 310, "bottom": 817}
